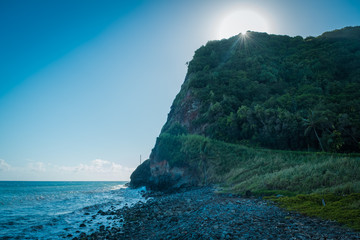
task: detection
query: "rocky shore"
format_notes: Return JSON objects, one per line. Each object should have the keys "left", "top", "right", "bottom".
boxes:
{"left": 76, "top": 188, "right": 360, "bottom": 240}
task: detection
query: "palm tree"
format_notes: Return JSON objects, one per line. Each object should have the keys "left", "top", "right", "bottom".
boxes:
{"left": 199, "top": 141, "right": 209, "bottom": 185}
{"left": 303, "top": 110, "right": 328, "bottom": 152}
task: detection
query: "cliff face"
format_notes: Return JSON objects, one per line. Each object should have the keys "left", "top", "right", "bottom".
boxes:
{"left": 130, "top": 137, "right": 200, "bottom": 191}
{"left": 131, "top": 27, "right": 360, "bottom": 191}
{"left": 130, "top": 159, "right": 151, "bottom": 189}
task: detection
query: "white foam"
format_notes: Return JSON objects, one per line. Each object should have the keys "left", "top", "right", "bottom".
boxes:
{"left": 0, "top": 181, "right": 145, "bottom": 239}
{"left": 110, "top": 184, "right": 127, "bottom": 191}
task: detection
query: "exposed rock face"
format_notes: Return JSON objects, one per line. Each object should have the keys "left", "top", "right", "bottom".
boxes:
{"left": 162, "top": 89, "right": 201, "bottom": 134}
{"left": 131, "top": 158, "right": 197, "bottom": 191}
{"left": 149, "top": 159, "right": 197, "bottom": 191}
{"left": 129, "top": 160, "right": 151, "bottom": 189}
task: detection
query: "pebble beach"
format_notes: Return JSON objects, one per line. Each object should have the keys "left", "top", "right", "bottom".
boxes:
{"left": 78, "top": 188, "right": 360, "bottom": 240}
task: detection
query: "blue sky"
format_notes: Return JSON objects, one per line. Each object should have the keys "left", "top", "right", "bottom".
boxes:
{"left": 0, "top": 0, "right": 359, "bottom": 181}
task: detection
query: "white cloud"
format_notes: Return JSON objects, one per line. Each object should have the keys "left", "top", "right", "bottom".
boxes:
{"left": 55, "top": 159, "right": 135, "bottom": 181}
{"left": 28, "top": 161, "right": 46, "bottom": 172}
{"left": 0, "top": 159, "right": 11, "bottom": 171}
{"left": 0, "top": 158, "right": 134, "bottom": 181}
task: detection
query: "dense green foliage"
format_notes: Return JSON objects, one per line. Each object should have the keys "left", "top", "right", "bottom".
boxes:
{"left": 164, "top": 27, "right": 360, "bottom": 152}
{"left": 152, "top": 133, "right": 360, "bottom": 195}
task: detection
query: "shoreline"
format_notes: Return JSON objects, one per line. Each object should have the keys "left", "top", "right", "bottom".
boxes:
{"left": 0, "top": 182, "right": 143, "bottom": 240}
{"left": 77, "top": 187, "right": 360, "bottom": 240}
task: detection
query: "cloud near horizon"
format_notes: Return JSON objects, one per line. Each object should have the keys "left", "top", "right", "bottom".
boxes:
{"left": 57, "top": 159, "right": 134, "bottom": 174}
{"left": 0, "top": 159, "right": 11, "bottom": 171}
{"left": 0, "top": 158, "right": 135, "bottom": 181}
{"left": 55, "top": 159, "right": 135, "bottom": 181}
{"left": 28, "top": 161, "right": 46, "bottom": 172}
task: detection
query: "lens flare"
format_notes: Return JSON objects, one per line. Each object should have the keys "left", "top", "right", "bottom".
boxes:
{"left": 218, "top": 9, "right": 269, "bottom": 39}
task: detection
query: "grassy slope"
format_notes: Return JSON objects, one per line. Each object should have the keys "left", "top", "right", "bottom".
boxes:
{"left": 156, "top": 133, "right": 360, "bottom": 230}
{"left": 266, "top": 193, "right": 360, "bottom": 231}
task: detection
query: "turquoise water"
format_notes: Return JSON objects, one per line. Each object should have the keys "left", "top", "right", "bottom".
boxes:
{"left": 0, "top": 181, "right": 145, "bottom": 239}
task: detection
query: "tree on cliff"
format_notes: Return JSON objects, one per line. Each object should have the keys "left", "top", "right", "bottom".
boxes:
{"left": 162, "top": 26, "right": 360, "bottom": 153}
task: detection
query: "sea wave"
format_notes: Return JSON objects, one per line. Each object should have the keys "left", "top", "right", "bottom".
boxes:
{"left": 110, "top": 184, "right": 127, "bottom": 191}
{"left": 0, "top": 181, "right": 145, "bottom": 240}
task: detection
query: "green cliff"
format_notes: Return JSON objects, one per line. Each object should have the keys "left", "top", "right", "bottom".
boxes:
{"left": 131, "top": 26, "right": 360, "bottom": 192}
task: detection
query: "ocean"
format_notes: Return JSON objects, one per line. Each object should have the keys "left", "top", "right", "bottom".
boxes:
{"left": 0, "top": 181, "right": 146, "bottom": 239}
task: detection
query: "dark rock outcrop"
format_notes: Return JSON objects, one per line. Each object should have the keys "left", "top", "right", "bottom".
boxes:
{"left": 130, "top": 158, "right": 197, "bottom": 192}
{"left": 148, "top": 159, "right": 197, "bottom": 192}
{"left": 130, "top": 159, "right": 151, "bottom": 188}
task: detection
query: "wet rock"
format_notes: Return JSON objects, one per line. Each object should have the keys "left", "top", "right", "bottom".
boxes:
{"left": 99, "top": 225, "right": 105, "bottom": 231}
{"left": 97, "top": 210, "right": 106, "bottom": 215}
{"left": 78, "top": 187, "right": 360, "bottom": 240}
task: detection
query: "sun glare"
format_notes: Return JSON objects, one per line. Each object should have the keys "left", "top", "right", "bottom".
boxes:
{"left": 218, "top": 9, "right": 269, "bottom": 39}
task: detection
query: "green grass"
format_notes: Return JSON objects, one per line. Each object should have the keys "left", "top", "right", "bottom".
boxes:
{"left": 266, "top": 193, "right": 360, "bottom": 231}
{"left": 153, "top": 133, "right": 360, "bottom": 230}
{"left": 155, "top": 133, "right": 360, "bottom": 195}
{"left": 226, "top": 156, "right": 360, "bottom": 195}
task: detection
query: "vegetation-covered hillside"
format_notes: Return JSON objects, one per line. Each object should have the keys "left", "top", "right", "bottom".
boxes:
{"left": 131, "top": 27, "right": 360, "bottom": 230}
{"left": 162, "top": 26, "right": 360, "bottom": 153}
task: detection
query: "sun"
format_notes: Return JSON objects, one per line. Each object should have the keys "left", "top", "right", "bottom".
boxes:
{"left": 217, "top": 9, "right": 270, "bottom": 39}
